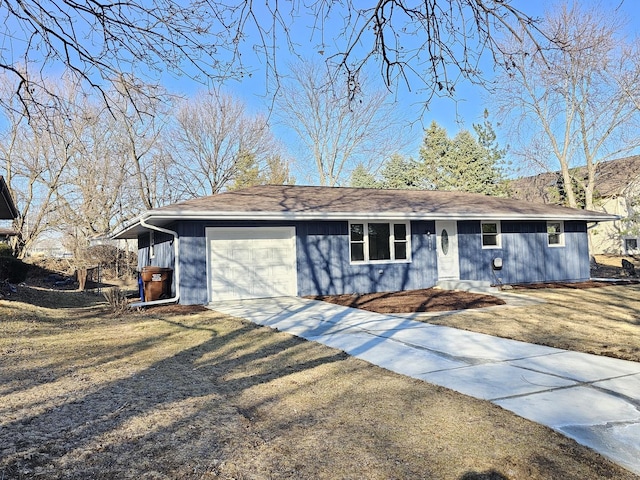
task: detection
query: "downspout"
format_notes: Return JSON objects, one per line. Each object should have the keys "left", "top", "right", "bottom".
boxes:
{"left": 131, "top": 217, "right": 180, "bottom": 307}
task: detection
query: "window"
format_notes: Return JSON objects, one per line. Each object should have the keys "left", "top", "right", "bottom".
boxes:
{"left": 350, "top": 222, "right": 410, "bottom": 263}
{"left": 625, "top": 238, "right": 638, "bottom": 253}
{"left": 547, "top": 221, "right": 564, "bottom": 247}
{"left": 481, "top": 221, "right": 501, "bottom": 248}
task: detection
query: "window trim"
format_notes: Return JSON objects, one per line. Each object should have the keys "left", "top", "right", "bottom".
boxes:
{"left": 624, "top": 237, "right": 639, "bottom": 253}
{"left": 481, "top": 221, "right": 501, "bottom": 249}
{"left": 547, "top": 221, "right": 565, "bottom": 247}
{"left": 349, "top": 221, "right": 411, "bottom": 264}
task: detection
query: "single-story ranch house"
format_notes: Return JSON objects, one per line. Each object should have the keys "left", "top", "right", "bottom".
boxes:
{"left": 113, "top": 185, "right": 617, "bottom": 305}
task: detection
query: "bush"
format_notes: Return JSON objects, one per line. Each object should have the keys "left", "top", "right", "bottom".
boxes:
{"left": 103, "top": 287, "right": 129, "bottom": 314}
{"left": 0, "top": 243, "right": 13, "bottom": 257}
{"left": 0, "top": 256, "right": 30, "bottom": 283}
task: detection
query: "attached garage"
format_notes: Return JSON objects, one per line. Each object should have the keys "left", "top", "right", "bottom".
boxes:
{"left": 206, "top": 226, "right": 298, "bottom": 301}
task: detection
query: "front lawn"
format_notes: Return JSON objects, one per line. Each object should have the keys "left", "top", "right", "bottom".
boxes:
{"left": 1, "top": 287, "right": 637, "bottom": 479}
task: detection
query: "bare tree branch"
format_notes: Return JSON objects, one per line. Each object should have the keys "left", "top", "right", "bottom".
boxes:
{"left": 0, "top": 0, "right": 547, "bottom": 115}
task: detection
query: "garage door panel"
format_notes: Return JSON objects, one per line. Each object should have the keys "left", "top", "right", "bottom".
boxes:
{"left": 207, "top": 227, "right": 297, "bottom": 301}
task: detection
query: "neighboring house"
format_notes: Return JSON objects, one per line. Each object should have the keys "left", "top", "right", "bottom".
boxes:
{"left": 0, "top": 176, "right": 18, "bottom": 242}
{"left": 112, "top": 185, "right": 616, "bottom": 305}
{"left": 510, "top": 156, "right": 640, "bottom": 255}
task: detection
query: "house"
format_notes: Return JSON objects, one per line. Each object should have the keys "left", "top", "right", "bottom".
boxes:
{"left": 112, "top": 185, "right": 617, "bottom": 305}
{"left": 510, "top": 156, "right": 640, "bottom": 255}
{"left": 0, "top": 176, "right": 18, "bottom": 242}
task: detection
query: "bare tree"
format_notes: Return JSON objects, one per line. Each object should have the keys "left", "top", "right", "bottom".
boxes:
{"left": 0, "top": 75, "right": 171, "bottom": 257}
{"left": 168, "top": 91, "right": 281, "bottom": 197}
{"left": 0, "top": 78, "right": 78, "bottom": 257}
{"left": 494, "top": 2, "right": 640, "bottom": 210}
{"left": 54, "top": 101, "right": 130, "bottom": 256}
{"left": 1, "top": 1, "right": 546, "bottom": 115}
{"left": 106, "top": 78, "right": 177, "bottom": 212}
{"left": 275, "top": 61, "right": 407, "bottom": 186}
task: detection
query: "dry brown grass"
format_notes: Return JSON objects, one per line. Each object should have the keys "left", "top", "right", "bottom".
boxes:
{"left": 1, "top": 287, "right": 638, "bottom": 479}
{"left": 424, "top": 284, "right": 640, "bottom": 362}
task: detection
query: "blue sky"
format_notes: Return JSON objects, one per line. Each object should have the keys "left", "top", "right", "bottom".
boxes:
{"left": 2, "top": 0, "right": 637, "bottom": 180}
{"left": 157, "top": 0, "right": 639, "bottom": 176}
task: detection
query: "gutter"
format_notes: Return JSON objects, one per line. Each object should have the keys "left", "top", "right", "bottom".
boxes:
{"left": 143, "top": 210, "right": 619, "bottom": 222}
{"left": 587, "top": 221, "right": 601, "bottom": 230}
{"left": 113, "top": 209, "right": 619, "bottom": 236}
{"left": 130, "top": 217, "right": 180, "bottom": 308}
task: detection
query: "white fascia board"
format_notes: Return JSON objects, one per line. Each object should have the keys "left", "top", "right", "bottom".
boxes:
{"left": 143, "top": 210, "right": 620, "bottom": 223}
{"left": 112, "top": 210, "right": 619, "bottom": 239}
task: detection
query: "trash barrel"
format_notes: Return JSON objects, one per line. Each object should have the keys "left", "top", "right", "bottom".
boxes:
{"left": 140, "top": 266, "right": 173, "bottom": 301}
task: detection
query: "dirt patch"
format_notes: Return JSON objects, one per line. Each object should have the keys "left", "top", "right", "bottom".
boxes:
{"left": 1, "top": 294, "right": 637, "bottom": 479}
{"left": 307, "top": 288, "right": 506, "bottom": 313}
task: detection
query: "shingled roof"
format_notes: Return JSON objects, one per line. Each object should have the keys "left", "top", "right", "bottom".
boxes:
{"left": 114, "top": 185, "right": 616, "bottom": 239}
{"left": 510, "top": 155, "right": 640, "bottom": 204}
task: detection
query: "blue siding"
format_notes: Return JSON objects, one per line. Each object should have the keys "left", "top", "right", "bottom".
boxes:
{"left": 296, "top": 220, "right": 438, "bottom": 296}
{"left": 177, "top": 222, "right": 208, "bottom": 305}
{"left": 169, "top": 220, "right": 438, "bottom": 304}
{"left": 458, "top": 220, "right": 590, "bottom": 285}
{"left": 136, "top": 218, "right": 590, "bottom": 305}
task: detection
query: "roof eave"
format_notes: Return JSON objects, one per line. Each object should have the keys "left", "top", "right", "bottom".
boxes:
{"left": 116, "top": 209, "right": 618, "bottom": 228}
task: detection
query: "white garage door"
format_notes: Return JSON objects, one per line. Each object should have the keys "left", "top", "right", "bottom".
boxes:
{"left": 207, "top": 227, "right": 298, "bottom": 301}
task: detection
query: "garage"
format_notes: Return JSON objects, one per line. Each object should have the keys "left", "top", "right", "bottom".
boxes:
{"left": 206, "top": 226, "right": 298, "bottom": 301}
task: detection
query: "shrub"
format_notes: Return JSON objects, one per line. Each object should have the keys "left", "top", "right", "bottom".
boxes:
{"left": 0, "top": 256, "right": 29, "bottom": 283}
{"left": 0, "top": 243, "right": 13, "bottom": 257}
{"left": 103, "top": 287, "right": 130, "bottom": 314}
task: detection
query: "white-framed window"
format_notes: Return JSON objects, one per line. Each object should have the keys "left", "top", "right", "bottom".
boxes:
{"left": 149, "top": 231, "right": 156, "bottom": 258}
{"left": 547, "top": 221, "right": 565, "bottom": 247}
{"left": 624, "top": 237, "right": 639, "bottom": 253}
{"left": 349, "top": 221, "right": 410, "bottom": 263}
{"left": 481, "top": 221, "right": 501, "bottom": 249}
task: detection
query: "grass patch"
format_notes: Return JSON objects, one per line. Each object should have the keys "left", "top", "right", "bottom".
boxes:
{"left": 1, "top": 291, "right": 637, "bottom": 479}
{"left": 423, "top": 285, "right": 640, "bottom": 362}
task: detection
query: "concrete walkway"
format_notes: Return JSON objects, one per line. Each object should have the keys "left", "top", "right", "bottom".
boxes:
{"left": 209, "top": 297, "right": 640, "bottom": 475}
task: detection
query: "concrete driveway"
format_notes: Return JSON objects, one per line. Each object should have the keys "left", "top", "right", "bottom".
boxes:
{"left": 210, "top": 296, "right": 640, "bottom": 476}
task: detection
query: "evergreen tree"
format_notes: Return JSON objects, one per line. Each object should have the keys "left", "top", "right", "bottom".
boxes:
{"left": 419, "top": 118, "right": 507, "bottom": 196}
{"left": 380, "top": 154, "right": 422, "bottom": 189}
{"left": 349, "top": 163, "right": 380, "bottom": 188}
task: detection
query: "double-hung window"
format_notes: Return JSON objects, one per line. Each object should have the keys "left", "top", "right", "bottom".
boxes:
{"left": 547, "top": 221, "right": 564, "bottom": 247}
{"left": 350, "top": 222, "right": 410, "bottom": 263}
{"left": 481, "top": 221, "right": 501, "bottom": 248}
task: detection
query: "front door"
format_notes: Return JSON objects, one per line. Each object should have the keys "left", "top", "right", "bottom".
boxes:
{"left": 436, "top": 220, "right": 460, "bottom": 280}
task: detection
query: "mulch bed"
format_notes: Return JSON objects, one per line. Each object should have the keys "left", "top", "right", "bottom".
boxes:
{"left": 307, "top": 279, "right": 640, "bottom": 314}
{"left": 306, "top": 288, "right": 506, "bottom": 314}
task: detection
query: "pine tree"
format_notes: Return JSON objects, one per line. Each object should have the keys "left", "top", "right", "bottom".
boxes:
{"left": 380, "top": 154, "right": 422, "bottom": 189}
{"left": 349, "top": 163, "right": 380, "bottom": 188}
{"left": 419, "top": 118, "right": 507, "bottom": 195}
